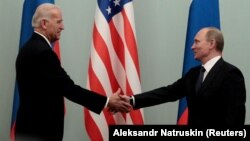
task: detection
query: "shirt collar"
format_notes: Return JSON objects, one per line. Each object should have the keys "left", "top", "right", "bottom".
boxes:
{"left": 34, "top": 31, "right": 52, "bottom": 48}
{"left": 203, "top": 56, "right": 221, "bottom": 73}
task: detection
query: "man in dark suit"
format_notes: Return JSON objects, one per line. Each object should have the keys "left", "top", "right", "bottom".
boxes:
{"left": 15, "top": 3, "right": 131, "bottom": 141}
{"left": 119, "top": 27, "right": 246, "bottom": 126}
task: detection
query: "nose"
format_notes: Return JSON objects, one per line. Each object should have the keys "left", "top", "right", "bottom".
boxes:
{"left": 191, "top": 43, "right": 195, "bottom": 50}
{"left": 60, "top": 23, "right": 64, "bottom": 30}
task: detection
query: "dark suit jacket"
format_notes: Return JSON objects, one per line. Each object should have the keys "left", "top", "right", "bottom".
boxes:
{"left": 133, "top": 58, "right": 246, "bottom": 126}
{"left": 15, "top": 33, "right": 107, "bottom": 141}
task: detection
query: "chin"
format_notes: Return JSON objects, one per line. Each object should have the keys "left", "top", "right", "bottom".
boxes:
{"left": 194, "top": 57, "right": 199, "bottom": 61}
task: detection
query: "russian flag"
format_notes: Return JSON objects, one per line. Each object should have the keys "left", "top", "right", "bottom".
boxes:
{"left": 177, "top": 0, "right": 220, "bottom": 125}
{"left": 10, "top": 0, "right": 59, "bottom": 140}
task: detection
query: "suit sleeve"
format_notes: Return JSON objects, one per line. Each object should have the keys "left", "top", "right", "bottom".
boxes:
{"left": 38, "top": 49, "right": 107, "bottom": 114}
{"left": 133, "top": 78, "right": 187, "bottom": 109}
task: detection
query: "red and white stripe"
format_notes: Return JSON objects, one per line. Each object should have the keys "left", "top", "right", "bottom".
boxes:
{"left": 84, "top": 2, "right": 144, "bottom": 141}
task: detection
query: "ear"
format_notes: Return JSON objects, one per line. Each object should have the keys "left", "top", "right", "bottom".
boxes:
{"left": 40, "top": 19, "right": 47, "bottom": 29}
{"left": 209, "top": 39, "right": 216, "bottom": 48}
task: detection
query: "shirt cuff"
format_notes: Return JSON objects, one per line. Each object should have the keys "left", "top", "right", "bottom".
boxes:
{"left": 130, "top": 96, "right": 135, "bottom": 107}
{"left": 105, "top": 97, "right": 109, "bottom": 108}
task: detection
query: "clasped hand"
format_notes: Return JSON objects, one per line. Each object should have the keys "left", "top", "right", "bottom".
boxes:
{"left": 107, "top": 88, "right": 132, "bottom": 113}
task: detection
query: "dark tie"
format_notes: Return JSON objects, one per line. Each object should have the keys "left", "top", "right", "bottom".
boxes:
{"left": 195, "top": 66, "right": 205, "bottom": 92}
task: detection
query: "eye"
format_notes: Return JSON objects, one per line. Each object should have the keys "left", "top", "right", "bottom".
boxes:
{"left": 57, "top": 20, "right": 63, "bottom": 24}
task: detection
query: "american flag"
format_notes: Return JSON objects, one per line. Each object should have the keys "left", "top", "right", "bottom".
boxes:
{"left": 84, "top": 0, "right": 144, "bottom": 140}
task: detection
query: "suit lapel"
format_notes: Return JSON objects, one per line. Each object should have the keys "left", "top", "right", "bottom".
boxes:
{"left": 198, "top": 58, "right": 224, "bottom": 93}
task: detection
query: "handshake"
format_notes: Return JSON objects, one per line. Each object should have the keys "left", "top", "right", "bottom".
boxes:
{"left": 107, "top": 88, "right": 133, "bottom": 113}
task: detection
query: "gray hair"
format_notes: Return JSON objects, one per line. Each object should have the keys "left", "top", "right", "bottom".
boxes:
{"left": 206, "top": 27, "right": 224, "bottom": 52}
{"left": 32, "top": 3, "right": 60, "bottom": 28}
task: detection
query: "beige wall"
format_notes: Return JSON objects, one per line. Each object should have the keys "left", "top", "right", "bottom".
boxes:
{"left": 0, "top": 0, "right": 249, "bottom": 140}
